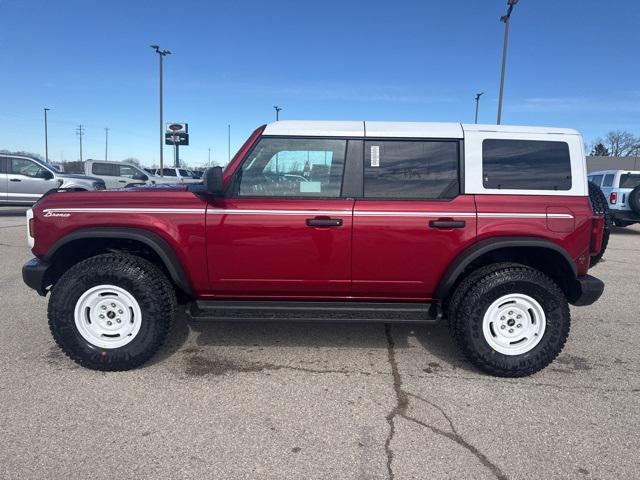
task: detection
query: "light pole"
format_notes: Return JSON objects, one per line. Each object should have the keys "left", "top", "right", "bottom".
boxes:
{"left": 228, "top": 124, "right": 231, "bottom": 163}
{"left": 43, "top": 108, "right": 50, "bottom": 163}
{"left": 150, "top": 45, "right": 171, "bottom": 175}
{"left": 274, "top": 105, "right": 282, "bottom": 121}
{"left": 497, "top": 0, "right": 518, "bottom": 125}
{"left": 104, "top": 127, "right": 109, "bottom": 161}
{"left": 474, "top": 92, "right": 484, "bottom": 124}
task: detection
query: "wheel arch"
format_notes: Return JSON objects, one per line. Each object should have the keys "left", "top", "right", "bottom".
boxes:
{"left": 436, "top": 237, "right": 578, "bottom": 302}
{"left": 44, "top": 227, "right": 192, "bottom": 296}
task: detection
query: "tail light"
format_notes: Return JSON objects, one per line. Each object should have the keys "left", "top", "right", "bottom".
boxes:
{"left": 590, "top": 216, "right": 604, "bottom": 255}
{"left": 609, "top": 192, "right": 617, "bottom": 204}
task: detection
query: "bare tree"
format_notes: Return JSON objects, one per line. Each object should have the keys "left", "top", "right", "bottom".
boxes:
{"left": 593, "top": 131, "right": 640, "bottom": 157}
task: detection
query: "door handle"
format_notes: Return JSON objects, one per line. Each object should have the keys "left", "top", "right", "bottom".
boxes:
{"left": 118, "top": 180, "right": 127, "bottom": 183}
{"left": 429, "top": 219, "right": 466, "bottom": 229}
{"left": 306, "top": 218, "right": 343, "bottom": 227}
{"left": 9, "top": 178, "right": 21, "bottom": 182}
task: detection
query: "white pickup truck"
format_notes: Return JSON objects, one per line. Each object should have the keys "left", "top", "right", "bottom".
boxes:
{"left": 84, "top": 160, "right": 180, "bottom": 189}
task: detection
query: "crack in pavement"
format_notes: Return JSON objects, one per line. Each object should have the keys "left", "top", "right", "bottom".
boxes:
{"left": 383, "top": 324, "right": 508, "bottom": 480}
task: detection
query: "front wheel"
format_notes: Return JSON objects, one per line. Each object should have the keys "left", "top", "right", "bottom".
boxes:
{"left": 48, "top": 253, "right": 176, "bottom": 371}
{"left": 452, "top": 265, "right": 570, "bottom": 377}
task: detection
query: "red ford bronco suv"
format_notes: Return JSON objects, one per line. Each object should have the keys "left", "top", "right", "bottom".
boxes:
{"left": 22, "top": 121, "right": 605, "bottom": 377}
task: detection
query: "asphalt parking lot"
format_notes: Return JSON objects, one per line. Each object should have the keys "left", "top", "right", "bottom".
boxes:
{"left": 1, "top": 207, "right": 639, "bottom": 480}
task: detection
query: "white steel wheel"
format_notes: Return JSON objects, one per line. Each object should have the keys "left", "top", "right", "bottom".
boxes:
{"left": 73, "top": 285, "right": 142, "bottom": 349}
{"left": 482, "top": 293, "right": 546, "bottom": 356}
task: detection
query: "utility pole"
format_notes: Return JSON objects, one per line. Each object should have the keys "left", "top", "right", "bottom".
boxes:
{"left": 228, "top": 124, "right": 231, "bottom": 162}
{"left": 274, "top": 105, "right": 282, "bottom": 121}
{"left": 104, "top": 127, "right": 109, "bottom": 161}
{"left": 76, "top": 125, "right": 84, "bottom": 162}
{"left": 474, "top": 92, "right": 484, "bottom": 124}
{"left": 150, "top": 45, "right": 171, "bottom": 175}
{"left": 208, "top": 147, "right": 211, "bottom": 167}
{"left": 497, "top": 0, "right": 519, "bottom": 125}
{"left": 43, "top": 108, "right": 50, "bottom": 163}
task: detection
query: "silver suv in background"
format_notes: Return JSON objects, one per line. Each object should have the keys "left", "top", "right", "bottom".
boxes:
{"left": 588, "top": 170, "right": 640, "bottom": 226}
{"left": 85, "top": 160, "right": 179, "bottom": 189}
{"left": 154, "top": 167, "right": 200, "bottom": 183}
{"left": 0, "top": 154, "right": 105, "bottom": 205}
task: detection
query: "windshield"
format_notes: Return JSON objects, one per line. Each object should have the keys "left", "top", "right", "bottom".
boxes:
{"left": 619, "top": 174, "right": 640, "bottom": 189}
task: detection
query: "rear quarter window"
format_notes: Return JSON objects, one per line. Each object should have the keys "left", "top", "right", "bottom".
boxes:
{"left": 482, "top": 139, "right": 572, "bottom": 191}
{"left": 602, "top": 174, "right": 615, "bottom": 187}
{"left": 619, "top": 174, "right": 640, "bottom": 189}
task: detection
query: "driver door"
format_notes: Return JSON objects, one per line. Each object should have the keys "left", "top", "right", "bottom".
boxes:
{"left": 205, "top": 137, "right": 354, "bottom": 298}
{"left": 7, "top": 157, "right": 57, "bottom": 203}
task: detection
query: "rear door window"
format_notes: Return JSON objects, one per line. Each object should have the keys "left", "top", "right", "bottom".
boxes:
{"left": 92, "top": 162, "right": 118, "bottom": 176}
{"left": 482, "top": 139, "right": 572, "bottom": 190}
{"left": 363, "top": 140, "right": 459, "bottom": 199}
{"left": 590, "top": 175, "right": 603, "bottom": 186}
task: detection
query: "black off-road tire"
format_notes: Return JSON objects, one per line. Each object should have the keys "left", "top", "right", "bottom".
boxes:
{"left": 446, "top": 262, "right": 518, "bottom": 336}
{"left": 588, "top": 181, "right": 610, "bottom": 266}
{"left": 48, "top": 253, "right": 176, "bottom": 371}
{"left": 629, "top": 186, "right": 640, "bottom": 216}
{"left": 453, "top": 265, "right": 570, "bottom": 377}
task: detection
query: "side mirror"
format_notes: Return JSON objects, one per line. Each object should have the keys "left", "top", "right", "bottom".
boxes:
{"left": 42, "top": 170, "right": 54, "bottom": 180}
{"left": 203, "top": 166, "right": 224, "bottom": 195}
{"left": 133, "top": 173, "right": 149, "bottom": 181}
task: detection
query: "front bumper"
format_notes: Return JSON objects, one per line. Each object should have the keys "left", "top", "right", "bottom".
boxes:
{"left": 22, "top": 257, "right": 51, "bottom": 296}
{"left": 571, "top": 275, "right": 605, "bottom": 307}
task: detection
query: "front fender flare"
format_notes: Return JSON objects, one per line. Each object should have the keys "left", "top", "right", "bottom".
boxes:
{"left": 44, "top": 227, "right": 193, "bottom": 295}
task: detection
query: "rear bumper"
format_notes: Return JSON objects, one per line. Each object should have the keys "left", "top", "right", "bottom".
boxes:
{"left": 610, "top": 210, "right": 640, "bottom": 223}
{"left": 571, "top": 275, "right": 604, "bottom": 307}
{"left": 22, "top": 257, "right": 50, "bottom": 296}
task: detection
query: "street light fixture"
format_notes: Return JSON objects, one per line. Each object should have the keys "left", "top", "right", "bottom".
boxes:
{"left": 496, "top": 0, "right": 519, "bottom": 125}
{"left": 474, "top": 93, "right": 484, "bottom": 124}
{"left": 150, "top": 45, "right": 171, "bottom": 175}
{"left": 43, "top": 108, "right": 50, "bottom": 163}
{"left": 274, "top": 105, "right": 282, "bottom": 121}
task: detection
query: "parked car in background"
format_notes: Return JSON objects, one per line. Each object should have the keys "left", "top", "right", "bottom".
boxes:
{"left": 23, "top": 121, "right": 605, "bottom": 377}
{"left": 0, "top": 153, "right": 105, "bottom": 204}
{"left": 85, "top": 160, "right": 178, "bottom": 189}
{"left": 153, "top": 167, "right": 200, "bottom": 183}
{"left": 588, "top": 169, "right": 640, "bottom": 226}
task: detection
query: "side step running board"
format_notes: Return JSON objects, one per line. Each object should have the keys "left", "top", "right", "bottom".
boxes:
{"left": 188, "top": 301, "right": 441, "bottom": 323}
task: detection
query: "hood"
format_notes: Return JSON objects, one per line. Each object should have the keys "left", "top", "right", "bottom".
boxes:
{"left": 57, "top": 173, "right": 104, "bottom": 183}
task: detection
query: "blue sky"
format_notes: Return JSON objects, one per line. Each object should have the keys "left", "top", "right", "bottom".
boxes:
{"left": 1, "top": 0, "right": 639, "bottom": 167}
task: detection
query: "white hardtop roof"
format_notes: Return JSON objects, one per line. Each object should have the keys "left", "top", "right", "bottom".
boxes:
{"left": 262, "top": 120, "right": 580, "bottom": 138}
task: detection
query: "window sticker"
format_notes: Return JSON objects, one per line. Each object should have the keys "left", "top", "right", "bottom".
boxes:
{"left": 370, "top": 145, "right": 380, "bottom": 167}
{"left": 300, "top": 181, "right": 321, "bottom": 193}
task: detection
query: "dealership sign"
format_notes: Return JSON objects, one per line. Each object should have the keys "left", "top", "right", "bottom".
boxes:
{"left": 165, "top": 122, "right": 189, "bottom": 145}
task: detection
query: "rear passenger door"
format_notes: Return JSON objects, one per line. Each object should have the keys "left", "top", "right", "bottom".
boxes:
{"left": 352, "top": 140, "right": 477, "bottom": 300}
{"left": 91, "top": 162, "right": 119, "bottom": 189}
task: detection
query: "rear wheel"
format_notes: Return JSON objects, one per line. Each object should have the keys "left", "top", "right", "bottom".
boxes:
{"left": 48, "top": 253, "right": 176, "bottom": 371}
{"left": 452, "top": 265, "right": 570, "bottom": 377}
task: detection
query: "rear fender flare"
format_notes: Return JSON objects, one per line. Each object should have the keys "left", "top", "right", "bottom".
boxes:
{"left": 435, "top": 237, "right": 577, "bottom": 300}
